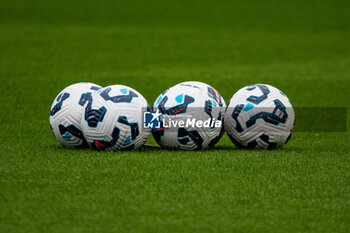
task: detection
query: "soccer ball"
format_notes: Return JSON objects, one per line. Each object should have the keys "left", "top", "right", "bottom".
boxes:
{"left": 49, "top": 82, "right": 101, "bottom": 148}
{"left": 152, "top": 81, "right": 226, "bottom": 150}
{"left": 81, "top": 84, "right": 151, "bottom": 151}
{"left": 224, "top": 84, "right": 295, "bottom": 149}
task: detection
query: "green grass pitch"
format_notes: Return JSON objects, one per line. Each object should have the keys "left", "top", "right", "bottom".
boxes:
{"left": 1, "top": 0, "right": 350, "bottom": 232}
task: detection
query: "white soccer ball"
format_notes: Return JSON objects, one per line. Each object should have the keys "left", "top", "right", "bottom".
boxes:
{"left": 224, "top": 84, "right": 295, "bottom": 149}
{"left": 81, "top": 84, "right": 151, "bottom": 151}
{"left": 49, "top": 82, "right": 102, "bottom": 148}
{"left": 152, "top": 81, "right": 226, "bottom": 150}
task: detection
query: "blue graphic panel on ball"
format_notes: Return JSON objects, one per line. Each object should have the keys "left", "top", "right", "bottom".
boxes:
{"left": 207, "top": 87, "right": 223, "bottom": 107}
{"left": 62, "top": 133, "right": 71, "bottom": 141}
{"left": 59, "top": 124, "right": 84, "bottom": 140}
{"left": 50, "top": 93, "right": 70, "bottom": 116}
{"left": 118, "top": 116, "right": 139, "bottom": 140}
{"left": 79, "top": 92, "right": 107, "bottom": 128}
{"left": 158, "top": 95, "right": 194, "bottom": 115}
{"left": 100, "top": 87, "right": 138, "bottom": 103}
{"left": 175, "top": 94, "right": 184, "bottom": 103}
{"left": 246, "top": 84, "right": 270, "bottom": 105}
{"left": 259, "top": 134, "right": 277, "bottom": 150}
{"left": 90, "top": 86, "right": 101, "bottom": 90}
{"left": 156, "top": 96, "right": 162, "bottom": 104}
{"left": 180, "top": 84, "right": 200, "bottom": 89}
{"left": 92, "top": 126, "right": 120, "bottom": 151}
{"left": 246, "top": 99, "right": 288, "bottom": 128}
{"left": 123, "top": 136, "right": 131, "bottom": 146}
{"left": 58, "top": 124, "right": 88, "bottom": 147}
{"left": 231, "top": 104, "right": 245, "bottom": 133}
{"left": 177, "top": 128, "right": 204, "bottom": 149}
{"left": 243, "top": 103, "right": 254, "bottom": 111}
{"left": 204, "top": 100, "right": 215, "bottom": 129}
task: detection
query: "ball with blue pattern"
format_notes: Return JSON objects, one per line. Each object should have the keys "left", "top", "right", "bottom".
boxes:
{"left": 224, "top": 84, "right": 295, "bottom": 149}
{"left": 153, "top": 81, "right": 226, "bottom": 150}
{"left": 49, "top": 82, "right": 102, "bottom": 148}
{"left": 81, "top": 84, "right": 151, "bottom": 151}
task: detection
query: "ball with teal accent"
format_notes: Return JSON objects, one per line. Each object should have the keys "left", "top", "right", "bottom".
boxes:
{"left": 49, "top": 82, "right": 102, "bottom": 148}
{"left": 152, "top": 81, "right": 226, "bottom": 150}
{"left": 224, "top": 84, "right": 295, "bottom": 149}
{"left": 81, "top": 84, "right": 151, "bottom": 151}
